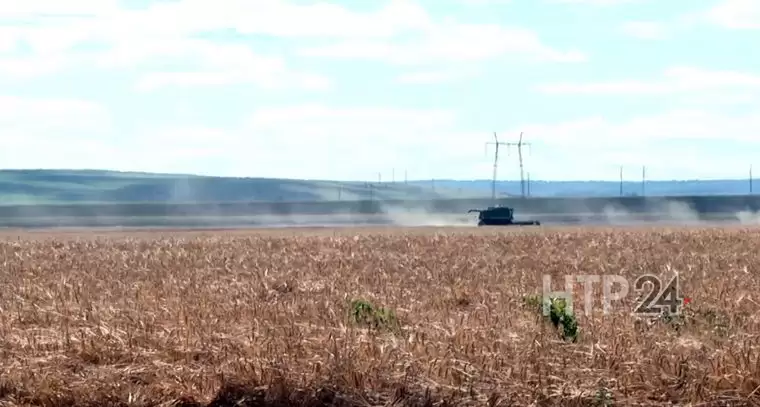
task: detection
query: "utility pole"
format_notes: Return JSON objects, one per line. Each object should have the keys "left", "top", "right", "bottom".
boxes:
{"left": 486, "top": 131, "right": 531, "bottom": 201}
{"left": 619, "top": 166, "right": 623, "bottom": 196}
{"left": 527, "top": 172, "right": 531, "bottom": 197}
{"left": 642, "top": 166, "right": 646, "bottom": 196}
{"left": 516, "top": 132, "right": 529, "bottom": 198}
{"left": 404, "top": 170, "right": 408, "bottom": 185}
{"left": 486, "top": 132, "right": 500, "bottom": 203}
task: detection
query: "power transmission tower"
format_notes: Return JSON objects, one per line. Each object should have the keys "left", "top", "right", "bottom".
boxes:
{"left": 485, "top": 132, "right": 500, "bottom": 203}
{"left": 515, "top": 132, "right": 530, "bottom": 198}
{"left": 486, "top": 131, "right": 531, "bottom": 201}
{"left": 642, "top": 166, "right": 646, "bottom": 196}
{"left": 527, "top": 172, "right": 531, "bottom": 197}
{"left": 619, "top": 166, "right": 624, "bottom": 196}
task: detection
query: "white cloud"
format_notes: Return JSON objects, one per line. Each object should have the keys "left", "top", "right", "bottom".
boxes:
{"left": 3, "top": 0, "right": 432, "bottom": 58}
{"left": 701, "top": 0, "right": 760, "bottom": 29}
{"left": 0, "top": 23, "right": 93, "bottom": 79}
{"left": 125, "top": 0, "right": 433, "bottom": 39}
{"left": 0, "top": 55, "right": 73, "bottom": 78}
{"left": 99, "top": 103, "right": 760, "bottom": 180}
{"left": 536, "top": 66, "right": 760, "bottom": 95}
{"left": 620, "top": 21, "right": 668, "bottom": 39}
{"left": 0, "top": 0, "right": 346, "bottom": 86}
{"left": 509, "top": 108, "right": 760, "bottom": 146}
{"left": 457, "top": 0, "right": 512, "bottom": 4}
{"left": 163, "top": 103, "right": 760, "bottom": 180}
{"left": 0, "top": 95, "right": 116, "bottom": 169}
{"left": 0, "top": 1, "right": 123, "bottom": 79}
{"left": 135, "top": 70, "right": 330, "bottom": 92}
{"left": 298, "top": 22, "right": 586, "bottom": 64}
{"left": 0, "top": 0, "right": 120, "bottom": 17}
{"left": 247, "top": 104, "right": 457, "bottom": 128}
{"left": 0, "top": 95, "right": 109, "bottom": 133}
{"left": 127, "top": 126, "right": 240, "bottom": 160}
{"left": 647, "top": 0, "right": 760, "bottom": 32}
{"left": 106, "top": 104, "right": 488, "bottom": 179}
{"left": 4, "top": 95, "right": 758, "bottom": 180}
{"left": 396, "top": 69, "right": 477, "bottom": 84}
{"left": 0, "top": 0, "right": 580, "bottom": 89}
{"left": 89, "top": 37, "right": 329, "bottom": 91}
{"left": 495, "top": 107, "right": 760, "bottom": 179}
{"left": 548, "top": 0, "right": 642, "bottom": 5}
{"left": 674, "top": 92, "right": 757, "bottom": 107}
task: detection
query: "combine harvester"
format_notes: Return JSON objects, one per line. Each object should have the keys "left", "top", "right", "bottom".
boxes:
{"left": 467, "top": 206, "right": 541, "bottom": 226}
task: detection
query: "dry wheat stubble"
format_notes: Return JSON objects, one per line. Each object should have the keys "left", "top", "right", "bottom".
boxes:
{"left": 0, "top": 225, "right": 759, "bottom": 406}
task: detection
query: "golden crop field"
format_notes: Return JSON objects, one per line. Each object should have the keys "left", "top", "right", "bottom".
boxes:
{"left": 0, "top": 225, "right": 758, "bottom": 407}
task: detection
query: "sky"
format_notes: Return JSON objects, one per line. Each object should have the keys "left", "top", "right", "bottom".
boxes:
{"left": 0, "top": 0, "right": 758, "bottom": 181}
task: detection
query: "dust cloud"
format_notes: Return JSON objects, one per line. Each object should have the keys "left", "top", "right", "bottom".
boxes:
{"left": 598, "top": 200, "right": 760, "bottom": 226}
{"left": 378, "top": 204, "right": 474, "bottom": 227}
{"left": 729, "top": 209, "right": 760, "bottom": 224}
{"left": 5, "top": 186, "right": 760, "bottom": 229}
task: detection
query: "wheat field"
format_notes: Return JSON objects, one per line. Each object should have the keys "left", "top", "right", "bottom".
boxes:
{"left": 0, "top": 225, "right": 758, "bottom": 406}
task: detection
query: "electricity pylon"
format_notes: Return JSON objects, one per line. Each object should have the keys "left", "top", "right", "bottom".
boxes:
{"left": 486, "top": 131, "right": 531, "bottom": 200}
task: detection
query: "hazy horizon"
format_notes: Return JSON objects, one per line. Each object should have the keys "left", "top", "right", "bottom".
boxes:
{"left": 0, "top": 168, "right": 757, "bottom": 184}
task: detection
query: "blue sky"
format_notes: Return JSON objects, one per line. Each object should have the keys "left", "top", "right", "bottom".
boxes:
{"left": 0, "top": 0, "right": 758, "bottom": 181}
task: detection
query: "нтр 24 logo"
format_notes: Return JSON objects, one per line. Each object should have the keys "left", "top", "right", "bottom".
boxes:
{"left": 632, "top": 274, "right": 690, "bottom": 316}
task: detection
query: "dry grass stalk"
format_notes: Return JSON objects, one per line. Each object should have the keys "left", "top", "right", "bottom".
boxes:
{"left": 0, "top": 226, "right": 759, "bottom": 406}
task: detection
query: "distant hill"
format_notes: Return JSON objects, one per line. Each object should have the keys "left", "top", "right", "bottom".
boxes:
{"left": 0, "top": 169, "right": 756, "bottom": 205}
{"left": 0, "top": 169, "right": 490, "bottom": 205}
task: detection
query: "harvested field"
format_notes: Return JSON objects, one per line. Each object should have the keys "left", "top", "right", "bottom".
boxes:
{"left": 0, "top": 226, "right": 759, "bottom": 406}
